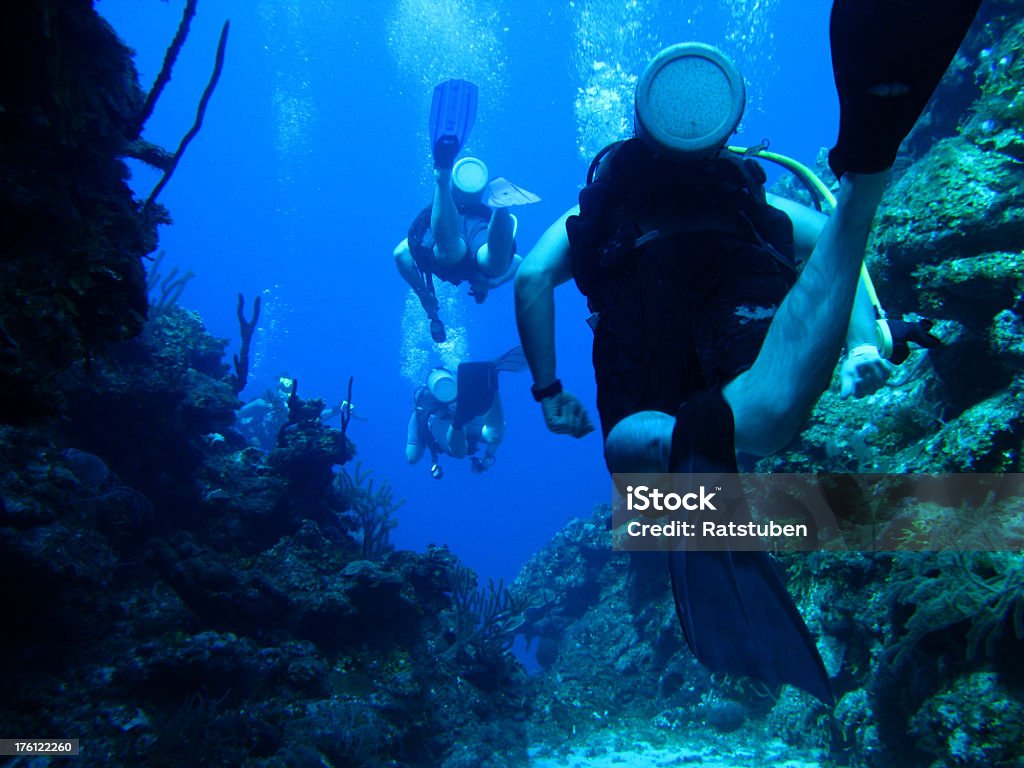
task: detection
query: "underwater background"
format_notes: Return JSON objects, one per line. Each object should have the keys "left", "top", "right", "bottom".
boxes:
{"left": 0, "top": 0, "right": 1022, "bottom": 766}
{"left": 92, "top": 0, "right": 844, "bottom": 589}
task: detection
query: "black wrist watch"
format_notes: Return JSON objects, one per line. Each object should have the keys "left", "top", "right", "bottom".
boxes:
{"left": 531, "top": 379, "right": 563, "bottom": 402}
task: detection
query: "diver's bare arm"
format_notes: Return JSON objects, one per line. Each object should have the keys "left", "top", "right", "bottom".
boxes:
{"left": 846, "top": 278, "right": 880, "bottom": 349}
{"left": 514, "top": 208, "right": 577, "bottom": 389}
{"left": 767, "top": 193, "right": 826, "bottom": 264}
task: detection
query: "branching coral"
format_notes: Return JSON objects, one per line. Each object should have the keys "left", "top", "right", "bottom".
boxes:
{"left": 146, "top": 251, "right": 195, "bottom": 315}
{"left": 230, "top": 293, "right": 260, "bottom": 395}
{"left": 336, "top": 463, "right": 402, "bottom": 560}
{"left": 887, "top": 551, "right": 1024, "bottom": 665}
{"left": 447, "top": 563, "right": 526, "bottom": 656}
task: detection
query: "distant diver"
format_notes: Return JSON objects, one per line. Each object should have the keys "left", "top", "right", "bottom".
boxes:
{"left": 394, "top": 79, "right": 539, "bottom": 343}
{"left": 514, "top": 0, "right": 981, "bottom": 703}
{"left": 406, "top": 347, "right": 527, "bottom": 478}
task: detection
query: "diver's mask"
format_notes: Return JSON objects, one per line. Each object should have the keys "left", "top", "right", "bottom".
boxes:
{"left": 634, "top": 43, "right": 746, "bottom": 163}
{"left": 451, "top": 157, "right": 489, "bottom": 204}
{"left": 430, "top": 463, "right": 444, "bottom": 480}
{"left": 426, "top": 367, "right": 457, "bottom": 404}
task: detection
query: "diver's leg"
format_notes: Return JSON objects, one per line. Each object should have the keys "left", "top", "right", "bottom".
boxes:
{"left": 394, "top": 240, "right": 438, "bottom": 317}
{"left": 477, "top": 207, "right": 515, "bottom": 278}
{"left": 723, "top": 171, "right": 888, "bottom": 457}
{"left": 406, "top": 412, "right": 425, "bottom": 464}
{"left": 446, "top": 423, "right": 468, "bottom": 459}
{"left": 719, "top": 0, "right": 980, "bottom": 454}
{"left": 480, "top": 395, "right": 505, "bottom": 448}
{"left": 431, "top": 169, "right": 468, "bottom": 268}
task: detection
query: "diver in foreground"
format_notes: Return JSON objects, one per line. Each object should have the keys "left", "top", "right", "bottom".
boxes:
{"left": 514, "top": 0, "right": 982, "bottom": 703}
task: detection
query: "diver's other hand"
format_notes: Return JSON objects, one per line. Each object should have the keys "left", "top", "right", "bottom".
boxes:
{"left": 887, "top": 317, "right": 942, "bottom": 365}
{"left": 840, "top": 344, "right": 893, "bottom": 399}
{"left": 468, "top": 282, "right": 489, "bottom": 304}
{"left": 470, "top": 455, "right": 495, "bottom": 474}
{"left": 541, "top": 391, "right": 594, "bottom": 438}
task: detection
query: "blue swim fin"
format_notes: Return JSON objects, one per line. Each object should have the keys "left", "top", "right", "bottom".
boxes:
{"left": 668, "top": 389, "right": 833, "bottom": 704}
{"left": 430, "top": 79, "right": 478, "bottom": 170}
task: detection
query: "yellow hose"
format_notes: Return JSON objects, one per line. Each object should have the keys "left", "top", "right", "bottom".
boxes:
{"left": 727, "top": 145, "right": 893, "bottom": 356}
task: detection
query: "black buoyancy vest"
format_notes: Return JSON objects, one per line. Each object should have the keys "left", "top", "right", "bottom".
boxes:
{"left": 407, "top": 201, "right": 494, "bottom": 286}
{"left": 567, "top": 138, "right": 795, "bottom": 314}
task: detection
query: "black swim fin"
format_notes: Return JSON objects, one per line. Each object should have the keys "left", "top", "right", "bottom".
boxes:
{"left": 828, "top": 0, "right": 981, "bottom": 177}
{"left": 668, "top": 389, "right": 833, "bottom": 704}
{"left": 429, "top": 79, "right": 478, "bottom": 170}
{"left": 669, "top": 549, "right": 833, "bottom": 704}
{"left": 453, "top": 361, "right": 497, "bottom": 429}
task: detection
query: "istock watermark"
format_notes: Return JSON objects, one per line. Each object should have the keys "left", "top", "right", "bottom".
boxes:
{"left": 611, "top": 473, "right": 1024, "bottom": 553}
{"left": 624, "top": 484, "right": 719, "bottom": 513}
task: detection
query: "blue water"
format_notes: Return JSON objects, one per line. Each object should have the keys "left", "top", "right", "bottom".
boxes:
{"left": 96, "top": 0, "right": 837, "bottom": 587}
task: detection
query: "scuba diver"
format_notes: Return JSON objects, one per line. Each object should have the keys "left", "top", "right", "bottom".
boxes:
{"left": 236, "top": 375, "right": 295, "bottom": 451}
{"left": 394, "top": 79, "right": 540, "bottom": 343}
{"left": 406, "top": 347, "right": 527, "bottom": 478}
{"left": 237, "top": 376, "right": 358, "bottom": 451}
{"left": 514, "top": 0, "right": 980, "bottom": 704}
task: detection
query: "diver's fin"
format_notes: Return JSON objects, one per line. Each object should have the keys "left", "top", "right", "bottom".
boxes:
{"left": 453, "top": 362, "right": 498, "bottom": 429}
{"left": 667, "top": 387, "right": 833, "bottom": 704}
{"left": 493, "top": 345, "right": 528, "bottom": 374}
{"left": 429, "top": 79, "right": 479, "bottom": 170}
{"left": 670, "top": 549, "right": 834, "bottom": 704}
{"left": 486, "top": 178, "right": 541, "bottom": 208}
{"left": 828, "top": 0, "right": 981, "bottom": 177}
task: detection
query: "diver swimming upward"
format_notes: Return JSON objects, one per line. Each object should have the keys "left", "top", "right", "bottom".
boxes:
{"left": 514, "top": 0, "right": 982, "bottom": 703}
{"left": 394, "top": 79, "right": 540, "bottom": 344}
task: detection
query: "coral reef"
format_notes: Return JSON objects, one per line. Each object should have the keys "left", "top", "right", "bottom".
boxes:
{"left": 0, "top": 2, "right": 157, "bottom": 423}
{"left": 2, "top": 3, "right": 1023, "bottom": 767}
{"left": 0, "top": 303, "right": 529, "bottom": 767}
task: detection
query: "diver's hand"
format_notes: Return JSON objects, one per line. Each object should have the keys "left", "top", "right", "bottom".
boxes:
{"left": 470, "top": 455, "right": 495, "bottom": 474}
{"left": 468, "top": 281, "right": 489, "bottom": 304}
{"left": 541, "top": 391, "right": 595, "bottom": 438}
{"left": 840, "top": 344, "right": 893, "bottom": 399}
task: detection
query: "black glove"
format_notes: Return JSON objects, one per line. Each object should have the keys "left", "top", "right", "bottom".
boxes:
{"left": 887, "top": 317, "right": 941, "bottom": 364}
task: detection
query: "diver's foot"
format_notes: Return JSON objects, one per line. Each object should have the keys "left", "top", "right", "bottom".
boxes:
{"left": 433, "top": 136, "right": 459, "bottom": 170}
{"left": 430, "top": 317, "right": 447, "bottom": 343}
{"left": 828, "top": 0, "right": 981, "bottom": 178}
